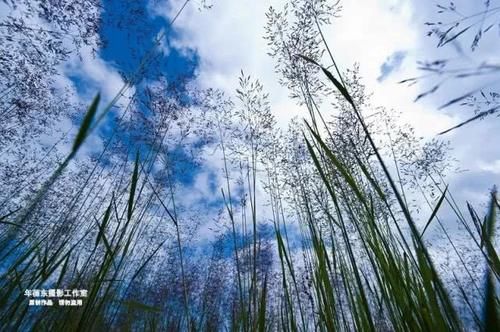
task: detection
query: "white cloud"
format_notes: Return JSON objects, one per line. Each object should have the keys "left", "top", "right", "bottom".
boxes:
{"left": 157, "top": 0, "right": 499, "bottom": 215}
{"left": 62, "top": 47, "right": 134, "bottom": 107}
{"left": 478, "top": 159, "right": 500, "bottom": 174}
{"left": 156, "top": 0, "right": 302, "bottom": 126}
{"left": 158, "top": 0, "right": 454, "bottom": 134}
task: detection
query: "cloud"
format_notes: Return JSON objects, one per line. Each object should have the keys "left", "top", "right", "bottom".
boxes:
{"left": 151, "top": 0, "right": 500, "bottom": 237}
{"left": 153, "top": 0, "right": 303, "bottom": 127}
{"left": 157, "top": 0, "right": 454, "bottom": 133}
{"left": 62, "top": 47, "right": 133, "bottom": 106}
{"left": 478, "top": 160, "right": 500, "bottom": 175}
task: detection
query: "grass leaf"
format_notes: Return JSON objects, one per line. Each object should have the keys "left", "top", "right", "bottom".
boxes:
{"left": 72, "top": 94, "right": 100, "bottom": 153}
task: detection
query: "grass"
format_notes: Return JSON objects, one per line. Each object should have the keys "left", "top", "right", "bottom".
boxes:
{"left": 0, "top": 5, "right": 499, "bottom": 332}
{"left": 0, "top": 60, "right": 497, "bottom": 330}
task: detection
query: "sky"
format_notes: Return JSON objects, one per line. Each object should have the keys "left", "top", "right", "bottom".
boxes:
{"left": 1, "top": 3, "right": 498, "bottom": 324}
{"left": 3, "top": 0, "right": 497, "bottom": 241}
{"left": 67, "top": 0, "right": 499, "bottom": 233}
{"left": 0, "top": 3, "right": 497, "bottom": 327}
{"left": 148, "top": 0, "right": 499, "bottom": 227}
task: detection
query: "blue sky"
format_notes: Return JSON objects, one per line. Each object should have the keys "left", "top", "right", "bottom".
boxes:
{"left": 60, "top": 0, "right": 500, "bottom": 244}
{"left": 100, "top": 0, "right": 198, "bottom": 83}
{"left": 378, "top": 51, "right": 407, "bottom": 82}
{"left": 67, "top": 0, "right": 204, "bottom": 186}
{"left": 156, "top": 2, "right": 498, "bottom": 189}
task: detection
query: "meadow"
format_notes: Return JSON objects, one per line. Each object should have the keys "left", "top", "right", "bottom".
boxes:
{"left": 0, "top": 0, "right": 498, "bottom": 331}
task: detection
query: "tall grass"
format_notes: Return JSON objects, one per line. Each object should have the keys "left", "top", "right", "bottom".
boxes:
{"left": 0, "top": 61, "right": 498, "bottom": 330}
{"left": 1, "top": 9, "right": 499, "bottom": 332}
